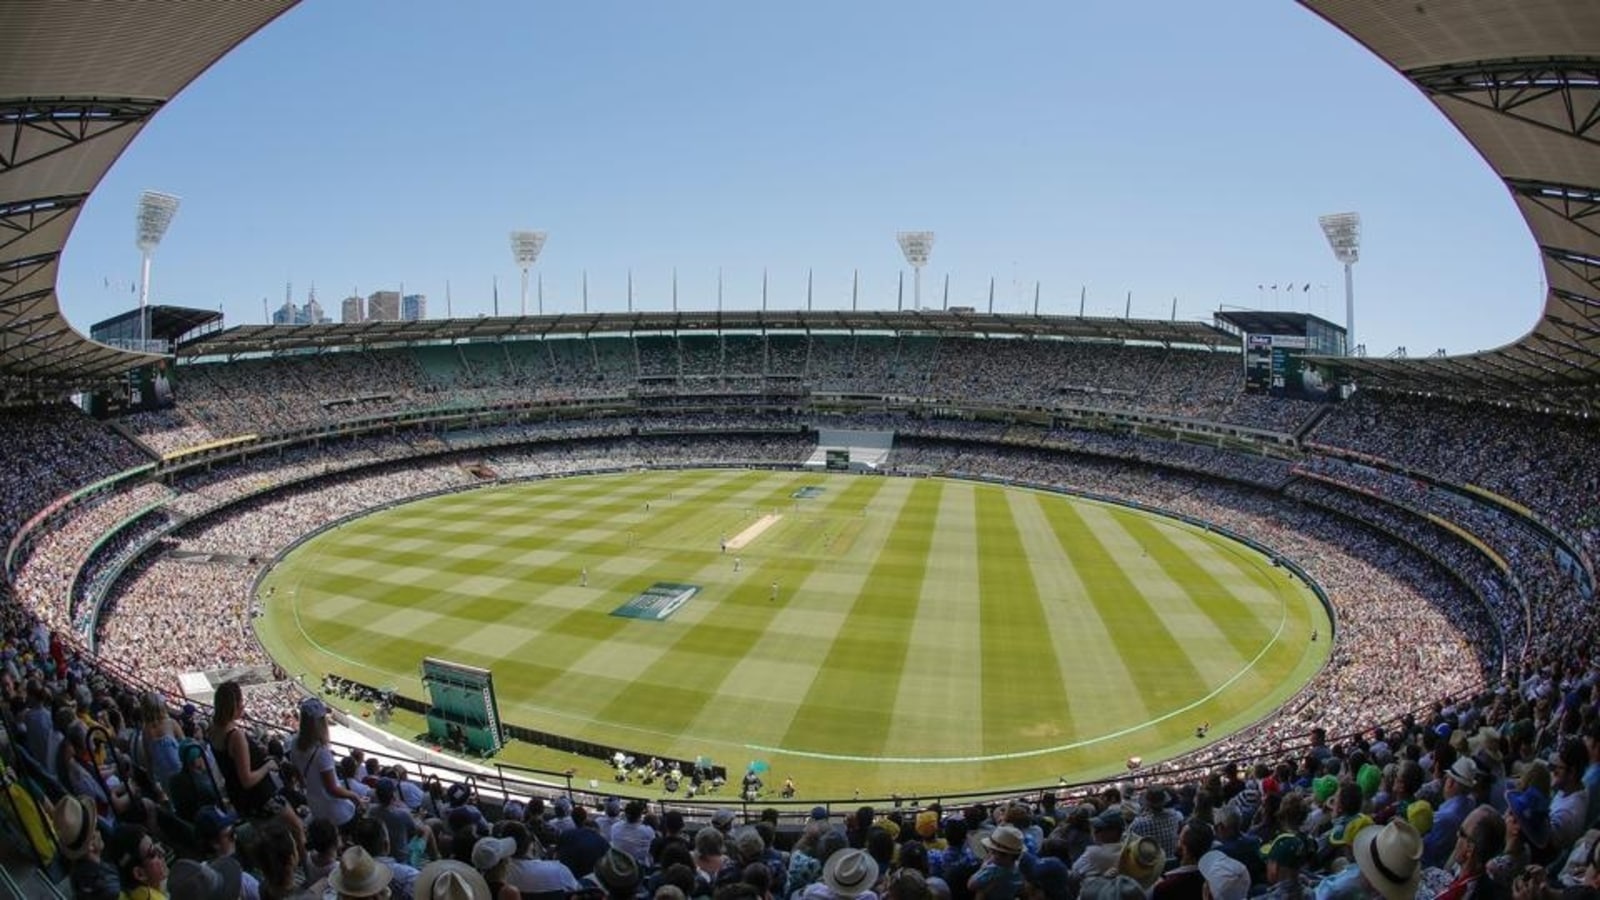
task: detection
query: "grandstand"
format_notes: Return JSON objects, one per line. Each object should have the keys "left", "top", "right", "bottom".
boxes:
{"left": 0, "top": 0, "right": 1597, "bottom": 898}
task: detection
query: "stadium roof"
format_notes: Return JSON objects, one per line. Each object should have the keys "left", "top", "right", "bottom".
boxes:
{"left": 92, "top": 305, "right": 223, "bottom": 343}
{"left": 1301, "top": 0, "right": 1600, "bottom": 414}
{"left": 176, "top": 310, "right": 1235, "bottom": 359}
{"left": 3, "top": 0, "right": 1598, "bottom": 411}
{"left": 0, "top": 1, "right": 297, "bottom": 399}
{"left": 1214, "top": 310, "right": 1346, "bottom": 338}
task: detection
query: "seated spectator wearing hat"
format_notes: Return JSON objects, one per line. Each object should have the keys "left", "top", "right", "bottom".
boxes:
{"left": 111, "top": 824, "right": 169, "bottom": 900}
{"left": 1426, "top": 759, "right": 1486, "bottom": 868}
{"left": 1315, "top": 819, "right": 1423, "bottom": 900}
{"left": 1198, "top": 849, "right": 1251, "bottom": 900}
{"left": 193, "top": 805, "right": 263, "bottom": 900}
{"left": 1132, "top": 787, "right": 1185, "bottom": 861}
{"left": 1122, "top": 835, "right": 1167, "bottom": 892}
{"left": 1072, "top": 808, "right": 1127, "bottom": 880}
{"left": 290, "top": 697, "right": 362, "bottom": 830}
{"left": 1152, "top": 821, "right": 1214, "bottom": 900}
{"left": 804, "top": 848, "right": 880, "bottom": 900}
{"left": 471, "top": 835, "right": 522, "bottom": 900}
{"left": 350, "top": 815, "right": 421, "bottom": 900}
{"left": 53, "top": 793, "right": 119, "bottom": 900}
{"left": 1260, "top": 834, "right": 1311, "bottom": 900}
{"left": 167, "top": 857, "right": 244, "bottom": 900}
{"left": 1080, "top": 873, "right": 1147, "bottom": 900}
{"left": 969, "top": 825, "right": 1026, "bottom": 900}
{"left": 374, "top": 777, "right": 430, "bottom": 868}
{"left": 332, "top": 845, "right": 396, "bottom": 899}
{"left": 1482, "top": 787, "right": 1547, "bottom": 894}
{"left": 414, "top": 858, "right": 493, "bottom": 900}
{"left": 590, "top": 846, "right": 644, "bottom": 900}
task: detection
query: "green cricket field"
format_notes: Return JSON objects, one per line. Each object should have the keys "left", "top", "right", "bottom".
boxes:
{"left": 255, "top": 468, "right": 1330, "bottom": 798}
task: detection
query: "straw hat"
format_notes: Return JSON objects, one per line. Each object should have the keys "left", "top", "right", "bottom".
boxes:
{"left": 823, "top": 849, "right": 880, "bottom": 898}
{"left": 330, "top": 846, "right": 394, "bottom": 897}
{"left": 1353, "top": 819, "right": 1422, "bottom": 900}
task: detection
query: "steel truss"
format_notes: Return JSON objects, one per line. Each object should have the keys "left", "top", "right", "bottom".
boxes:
{"left": 1408, "top": 57, "right": 1600, "bottom": 143}
{"left": 0, "top": 98, "right": 162, "bottom": 174}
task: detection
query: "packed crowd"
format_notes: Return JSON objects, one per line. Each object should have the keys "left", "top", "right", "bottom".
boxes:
{"left": 12, "top": 647, "right": 1600, "bottom": 900}
{"left": 1311, "top": 392, "right": 1600, "bottom": 568}
{"left": 0, "top": 374, "right": 1597, "bottom": 899}
{"left": 135, "top": 334, "right": 1325, "bottom": 450}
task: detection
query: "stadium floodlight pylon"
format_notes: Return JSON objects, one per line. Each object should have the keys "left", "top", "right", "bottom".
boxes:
{"left": 897, "top": 231, "right": 935, "bottom": 311}
{"left": 509, "top": 230, "right": 547, "bottom": 316}
{"left": 136, "top": 190, "right": 181, "bottom": 345}
{"left": 1318, "top": 212, "right": 1360, "bottom": 352}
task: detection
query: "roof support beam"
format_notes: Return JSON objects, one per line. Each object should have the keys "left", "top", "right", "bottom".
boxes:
{"left": 0, "top": 194, "right": 86, "bottom": 254}
{"left": 0, "top": 98, "right": 163, "bottom": 174}
{"left": 1408, "top": 57, "right": 1600, "bottom": 144}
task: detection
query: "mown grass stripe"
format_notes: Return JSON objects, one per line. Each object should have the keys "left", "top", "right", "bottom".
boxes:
{"left": 975, "top": 485, "right": 1073, "bottom": 754}
{"left": 587, "top": 471, "right": 827, "bottom": 737}
{"left": 881, "top": 481, "right": 985, "bottom": 759}
{"left": 1114, "top": 514, "right": 1276, "bottom": 657}
{"left": 1038, "top": 500, "right": 1207, "bottom": 714}
{"left": 776, "top": 478, "right": 936, "bottom": 756}
{"left": 685, "top": 476, "right": 896, "bottom": 756}
{"left": 1004, "top": 489, "right": 1148, "bottom": 738}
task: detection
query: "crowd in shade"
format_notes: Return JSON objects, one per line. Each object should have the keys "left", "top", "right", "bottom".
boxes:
{"left": 0, "top": 351, "right": 1594, "bottom": 898}
{"left": 121, "top": 334, "right": 1322, "bottom": 448}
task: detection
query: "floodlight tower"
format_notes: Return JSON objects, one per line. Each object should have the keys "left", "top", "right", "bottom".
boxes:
{"left": 135, "top": 190, "right": 181, "bottom": 344}
{"left": 1318, "top": 212, "right": 1360, "bottom": 351}
{"left": 509, "top": 230, "right": 548, "bottom": 315}
{"left": 897, "top": 231, "right": 935, "bottom": 311}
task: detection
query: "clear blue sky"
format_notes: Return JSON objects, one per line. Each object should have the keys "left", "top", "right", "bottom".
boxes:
{"left": 57, "top": 0, "right": 1541, "bottom": 357}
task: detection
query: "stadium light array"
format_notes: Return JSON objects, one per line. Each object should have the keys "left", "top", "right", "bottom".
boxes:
{"left": 1318, "top": 212, "right": 1360, "bottom": 351}
{"left": 897, "top": 231, "right": 935, "bottom": 311}
{"left": 510, "top": 230, "right": 548, "bottom": 315}
{"left": 135, "top": 190, "right": 181, "bottom": 344}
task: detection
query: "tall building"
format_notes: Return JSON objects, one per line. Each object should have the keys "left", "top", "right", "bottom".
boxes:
{"left": 402, "top": 293, "right": 427, "bottom": 321}
{"left": 341, "top": 295, "right": 364, "bottom": 324}
{"left": 367, "top": 290, "right": 400, "bottom": 321}
{"left": 304, "top": 292, "right": 328, "bottom": 325}
{"left": 270, "top": 298, "right": 330, "bottom": 325}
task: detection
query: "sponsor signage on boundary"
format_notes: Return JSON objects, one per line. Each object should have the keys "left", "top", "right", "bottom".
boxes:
{"left": 612, "top": 582, "right": 700, "bottom": 621}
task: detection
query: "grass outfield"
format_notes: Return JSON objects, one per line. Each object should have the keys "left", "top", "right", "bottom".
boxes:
{"left": 255, "top": 469, "right": 1330, "bottom": 797}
